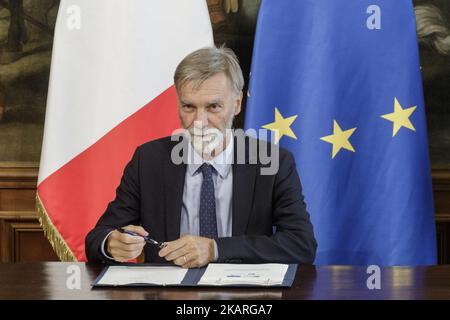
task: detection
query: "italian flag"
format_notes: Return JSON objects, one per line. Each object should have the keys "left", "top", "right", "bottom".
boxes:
{"left": 37, "top": 0, "right": 213, "bottom": 261}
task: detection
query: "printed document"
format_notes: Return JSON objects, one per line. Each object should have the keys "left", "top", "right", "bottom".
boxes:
{"left": 96, "top": 266, "right": 188, "bottom": 286}
{"left": 198, "top": 263, "right": 289, "bottom": 286}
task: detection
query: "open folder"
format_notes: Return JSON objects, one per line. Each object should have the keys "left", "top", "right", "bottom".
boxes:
{"left": 92, "top": 263, "right": 298, "bottom": 288}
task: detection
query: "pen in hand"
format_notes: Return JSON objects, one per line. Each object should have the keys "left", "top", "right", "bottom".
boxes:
{"left": 116, "top": 227, "right": 166, "bottom": 248}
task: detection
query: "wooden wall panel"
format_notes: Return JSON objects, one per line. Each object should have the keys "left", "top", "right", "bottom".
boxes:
{"left": 433, "top": 169, "right": 450, "bottom": 264}
{"left": 0, "top": 211, "right": 58, "bottom": 262}
{"left": 436, "top": 223, "right": 449, "bottom": 264}
{"left": 14, "top": 224, "right": 59, "bottom": 262}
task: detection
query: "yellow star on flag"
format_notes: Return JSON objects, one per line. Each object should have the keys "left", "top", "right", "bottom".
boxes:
{"left": 320, "top": 120, "right": 357, "bottom": 159}
{"left": 381, "top": 98, "right": 417, "bottom": 137}
{"left": 262, "top": 107, "right": 298, "bottom": 144}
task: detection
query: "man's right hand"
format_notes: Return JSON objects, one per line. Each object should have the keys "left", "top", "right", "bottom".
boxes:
{"left": 106, "top": 225, "right": 148, "bottom": 262}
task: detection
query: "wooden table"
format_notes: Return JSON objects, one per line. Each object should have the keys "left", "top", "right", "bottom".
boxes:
{"left": 1, "top": 263, "right": 450, "bottom": 300}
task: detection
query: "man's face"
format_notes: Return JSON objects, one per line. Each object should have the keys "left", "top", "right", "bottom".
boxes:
{"left": 177, "top": 72, "right": 242, "bottom": 157}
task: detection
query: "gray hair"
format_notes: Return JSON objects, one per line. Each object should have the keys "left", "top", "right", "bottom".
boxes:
{"left": 415, "top": 4, "right": 450, "bottom": 55}
{"left": 174, "top": 46, "right": 244, "bottom": 96}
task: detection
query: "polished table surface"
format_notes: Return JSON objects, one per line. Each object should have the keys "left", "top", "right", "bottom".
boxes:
{"left": 1, "top": 262, "right": 450, "bottom": 300}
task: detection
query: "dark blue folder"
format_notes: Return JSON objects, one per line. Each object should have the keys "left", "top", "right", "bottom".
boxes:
{"left": 92, "top": 263, "right": 298, "bottom": 288}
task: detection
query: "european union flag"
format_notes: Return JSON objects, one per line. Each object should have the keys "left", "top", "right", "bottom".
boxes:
{"left": 245, "top": 0, "right": 436, "bottom": 265}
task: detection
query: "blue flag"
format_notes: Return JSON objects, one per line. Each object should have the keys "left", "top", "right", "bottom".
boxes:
{"left": 245, "top": 0, "right": 436, "bottom": 265}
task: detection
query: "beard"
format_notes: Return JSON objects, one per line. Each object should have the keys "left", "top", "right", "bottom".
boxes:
{"left": 184, "top": 114, "right": 234, "bottom": 158}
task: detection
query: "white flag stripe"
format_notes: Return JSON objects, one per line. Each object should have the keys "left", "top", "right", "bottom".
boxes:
{"left": 39, "top": 0, "right": 213, "bottom": 183}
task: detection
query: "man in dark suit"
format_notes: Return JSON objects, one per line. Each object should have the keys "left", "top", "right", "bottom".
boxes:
{"left": 85, "top": 46, "right": 317, "bottom": 267}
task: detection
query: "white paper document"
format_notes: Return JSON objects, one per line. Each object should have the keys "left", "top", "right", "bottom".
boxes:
{"left": 198, "top": 263, "right": 289, "bottom": 286}
{"left": 96, "top": 266, "right": 188, "bottom": 286}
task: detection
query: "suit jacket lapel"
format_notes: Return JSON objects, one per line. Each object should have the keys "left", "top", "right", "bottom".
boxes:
{"left": 232, "top": 136, "right": 257, "bottom": 236}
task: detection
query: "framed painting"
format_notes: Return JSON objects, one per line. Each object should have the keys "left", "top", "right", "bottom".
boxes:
{"left": 0, "top": 0, "right": 448, "bottom": 169}
{"left": 0, "top": 0, "right": 58, "bottom": 168}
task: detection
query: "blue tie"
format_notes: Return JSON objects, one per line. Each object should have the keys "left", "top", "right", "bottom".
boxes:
{"left": 198, "top": 163, "right": 218, "bottom": 239}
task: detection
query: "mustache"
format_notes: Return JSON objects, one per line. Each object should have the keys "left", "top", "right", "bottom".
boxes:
{"left": 187, "top": 126, "right": 221, "bottom": 136}
{"left": 185, "top": 126, "right": 224, "bottom": 145}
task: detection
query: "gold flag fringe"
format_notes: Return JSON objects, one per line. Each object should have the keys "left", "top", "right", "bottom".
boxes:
{"left": 36, "top": 193, "right": 77, "bottom": 261}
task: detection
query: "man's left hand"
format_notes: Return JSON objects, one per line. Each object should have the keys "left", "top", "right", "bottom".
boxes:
{"left": 158, "top": 235, "right": 215, "bottom": 268}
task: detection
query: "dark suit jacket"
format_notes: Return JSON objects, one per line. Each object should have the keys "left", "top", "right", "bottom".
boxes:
{"left": 85, "top": 133, "right": 317, "bottom": 264}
